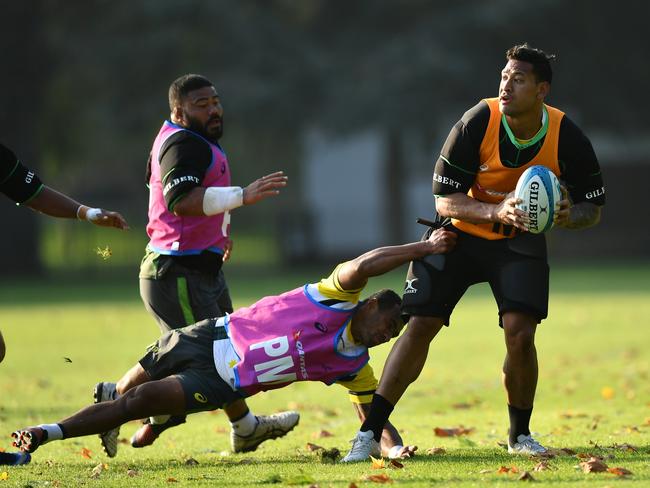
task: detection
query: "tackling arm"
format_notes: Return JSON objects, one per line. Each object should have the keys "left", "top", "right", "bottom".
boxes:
{"left": 336, "top": 228, "right": 457, "bottom": 290}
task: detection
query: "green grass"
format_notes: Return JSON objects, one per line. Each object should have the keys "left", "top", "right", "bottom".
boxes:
{"left": 0, "top": 263, "right": 649, "bottom": 487}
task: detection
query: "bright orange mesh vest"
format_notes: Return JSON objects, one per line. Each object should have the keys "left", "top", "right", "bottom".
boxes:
{"left": 452, "top": 97, "right": 563, "bottom": 239}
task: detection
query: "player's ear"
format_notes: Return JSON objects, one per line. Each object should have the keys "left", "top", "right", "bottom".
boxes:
{"left": 537, "top": 81, "right": 550, "bottom": 100}
{"left": 171, "top": 105, "right": 184, "bottom": 125}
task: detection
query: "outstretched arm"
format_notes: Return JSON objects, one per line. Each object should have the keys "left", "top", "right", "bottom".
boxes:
{"left": 172, "top": 171, "right": 288, "bottom": 216}
{"left": 337, "top": 228, "right": 456, "bottom": 291}
{"left": 27, "top": 186, "right": 129, "bottom": 230}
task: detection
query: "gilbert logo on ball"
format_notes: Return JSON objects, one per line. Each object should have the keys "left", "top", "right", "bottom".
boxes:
{"left": 514, "top": 165, "right": 562, "bottom": 234}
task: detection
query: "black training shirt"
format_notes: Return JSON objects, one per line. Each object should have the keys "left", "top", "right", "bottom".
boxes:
{"left": 151, "top": 131, "right": 213, "bottom": 212}
{"left": 0, "top": 143, "right": 43, "bottom": 204}
{"left": 432, "top": 101, "right": 606, "bottom": 206}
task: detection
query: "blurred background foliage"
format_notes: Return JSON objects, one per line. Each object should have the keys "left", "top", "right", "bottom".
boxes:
{"left": 1, "top": 0, "right": 647, "bottom": 278}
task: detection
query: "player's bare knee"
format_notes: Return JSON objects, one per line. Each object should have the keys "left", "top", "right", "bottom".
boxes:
{"left": 504, "top": 326, "right": 536, "bottom": 354}
{"left": 405, "top": 316, "right": 443, "bottom": 343}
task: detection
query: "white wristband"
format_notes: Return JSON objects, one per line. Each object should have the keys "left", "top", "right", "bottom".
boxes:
{"left": 85, "top": 208, "right": 102, "bottom": 222}
{"left": 202, "top": 186, "right": 243, "bottom": 216}
{"left": 388, "top": 445, "right": 403, "bottom": 459}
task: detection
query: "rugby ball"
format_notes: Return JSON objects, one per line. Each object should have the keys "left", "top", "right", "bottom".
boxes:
{"left": 514, "top": 165, "right": 562, "bottom": 234}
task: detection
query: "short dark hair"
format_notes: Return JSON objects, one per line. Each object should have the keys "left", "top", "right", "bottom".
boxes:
{"left": 168, "top": 74, "right": 214, "bottom": 111}
{"left": 366, "top": 289, "right": 402, "bottom": 312}
{"left": 506, "top": 43, "right": 555, "bottom": 84}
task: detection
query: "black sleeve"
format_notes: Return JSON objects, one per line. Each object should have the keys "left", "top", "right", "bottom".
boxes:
{"left": 557, "top": 116, "right": 605, "bottom": 206}
{"left": 432, "top": 101, "right": 490, "bottom": 196}
{"left": 0, "top": 143, "right": 44, "bottom": 204}
{"left": 159, "top": 132, "right": 213, "bottom": 211}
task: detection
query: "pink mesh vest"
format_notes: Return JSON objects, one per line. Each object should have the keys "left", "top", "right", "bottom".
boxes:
{"left": 146, "top": 121, "right": 232, "bottom": 255}
{"left": 226, "top": 286, "right": 370, "bottom": 396}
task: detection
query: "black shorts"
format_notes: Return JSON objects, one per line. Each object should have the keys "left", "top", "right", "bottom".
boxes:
{"left": 401, "top": 225, "right": 549, "bottom": 327}
{"left": 139, "top": 319, "right": 243, "bottom": 413}
{"left": 139, "top": 248, "right": 234, "bottom": 333}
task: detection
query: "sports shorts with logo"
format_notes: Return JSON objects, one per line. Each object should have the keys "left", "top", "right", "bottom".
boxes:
{"left": 401, "top": 225, "right": 549, "bottom": 327}
{"left": 139, "top": 248, "right": 233, "bottom": 333}
{"left": 139, "top": 318, "right": 243, "bottom": 412}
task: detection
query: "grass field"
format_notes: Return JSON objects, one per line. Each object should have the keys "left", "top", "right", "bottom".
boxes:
{"left": 0, "top": 262, "right": 649, "bottom": 487}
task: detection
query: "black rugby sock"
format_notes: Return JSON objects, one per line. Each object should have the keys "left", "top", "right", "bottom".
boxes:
{"left": 360, "top": 394, "right": 394, "bottom": 442}
{"left": 508, "top": 404, "right": 533, "bottom": 445}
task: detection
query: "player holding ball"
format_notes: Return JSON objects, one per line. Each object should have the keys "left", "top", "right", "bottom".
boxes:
{"left": 343, "top": 43, "right": 606, "bottom": 461}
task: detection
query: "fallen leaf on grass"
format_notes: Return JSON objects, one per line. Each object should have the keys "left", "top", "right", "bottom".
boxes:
{"left": 606, "top": 443, "right": 638, "bottom": 452}
{"left": 559, "top": 447, "right": 576, "bottom": 456}
{"left": 306, "top": 442, "right": 324, "bottom": 452}
{"left": 312, "top": 430, "right": 333, "bottom": 439}
{"left": 579, "top": 457, "right": 608, "bottom": 473}
{"left": 361, "top": 473, "right": 393, "bottom": 483}
{"left": 184, "top": 458, "right": 199, "bottom": 466}
{"left": 497, "top": 466, "right": 519, "bottom": 474}
{"left": 533, "top": 461, "right": 554, "bottom": 471}
{"left": 607, "top": 467, "right": 633, "bottom": 476}
{"left": 80, "top": 447, "right": 92, "bottom": 459}
{"left": 167, "top": 477, "right": 178, "bottom": 483}
{"left": 559, "top": 411, "right": 588, "bottom": 419}
{"left": 434, "top": 426, "right": 474, "bottom": 437}
{"left": 348, "top": 483, "right": 358, "bottom": 488}
{"left": 389, "top": 460, "right": 404, "bottom": 469}
{"left": 127, "top": 469, "right": 139, "bottom": 477}
{"left": 118, "top": 438, "right": 129, "bottom": 444}
{"left": 600, "top": 386, "right": 615, "bottom": 399}
{"left": 518, "top": 471, "right": 535, "bottom": 481}
{"left": 370, "top": 456, "right": 385, "bottom": 469}
{"left": 63, "top": 357, "right": 72, "bottom": 363}
{"left": 318, "top": 448, "right": 340, "bottom": 463}
{"left": 0, "top": 472, "right": 8, "bottom": 481}
{"left": 425, "top": 447, "right": 446, "bottom": 455}
{"left": 90, "top": 463, "right": 108, "bottom": 479}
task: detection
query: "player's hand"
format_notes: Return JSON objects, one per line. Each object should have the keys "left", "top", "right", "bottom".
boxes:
{"left": 243, "top": 171, "right": 288, "bottom": 205}
{"left": 553, "top": 185, "right": 571, "bottom": 227}
{"left": 89, "top": 209, "right": 130, "bottom": 230}
{"left": 389, "top": 445, "right": 418, "bottom": 459}
{"left": 493, "top": 191, "right": 528, "bottom": 231}
{"left": 426, "top": 228, "right": 457, "bottom": 254}
{"left": 222, "top": 238, "right": 233, "bottom": 262}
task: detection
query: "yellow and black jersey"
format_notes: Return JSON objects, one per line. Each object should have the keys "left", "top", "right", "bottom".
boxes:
{"left": 311, "top": 263, "right": 379, "bottom": 404}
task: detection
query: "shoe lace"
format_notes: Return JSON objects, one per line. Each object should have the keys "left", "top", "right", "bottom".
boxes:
{"left": 520, "top": 435, "right": 544, "bottom": 450}
{"left": 347, "top": 434, "right": 372, "bottom": 455}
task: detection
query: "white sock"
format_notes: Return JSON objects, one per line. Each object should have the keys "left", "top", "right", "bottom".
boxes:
{"left": 38, "top": 424, "right": 63, "bottom": 442}
{"left": 230, "top": 411, "right": 257, "bottom": 436}
{"left": 149, "top": 415, "right": 171, "bottom": 425}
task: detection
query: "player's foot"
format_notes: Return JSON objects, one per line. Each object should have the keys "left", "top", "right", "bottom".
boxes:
{"left": 341, "top": 430, "right": 380, "bottom": 462}
{"left": 11, "top": 427, "right": 45, "bottom": 454}
{"left": 231, "top": 411, "right": 300, "bottom": 453}
{"left": 508, "top": 434, "right": 548, "bottom": 456}
{"left": 130, "top": 416, "right": 186, "bottom": 448}
{"left": 0, "top": 451, "right": 31, "bottom": 465}
{"left": 94, "top": 382, "right": 120, "bottom": 457}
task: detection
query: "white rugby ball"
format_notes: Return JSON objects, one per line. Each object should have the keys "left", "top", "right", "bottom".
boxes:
{"left": 514, "top": 165, "right": 562, "bottom": 234}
